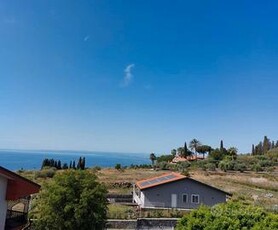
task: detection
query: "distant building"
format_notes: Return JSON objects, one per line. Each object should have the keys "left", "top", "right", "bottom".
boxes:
{"left": 133, "top": 172, "right": 231, "bottom": 209}
{"left": 171, "top": 155, "right": 204, "bottom": 163}
{"left": 0, "top": 166, "right": 40, "bottom": 230}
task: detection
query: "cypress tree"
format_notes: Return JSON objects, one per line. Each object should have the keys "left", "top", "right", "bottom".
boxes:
{"left": 72, "top": 160, "right": 76, "bottom": 169}
{"left": 276, "top": 140, "right": 278, "bottom": 148}
{"left": 69, "top": 161, "right": 72, "bottom": 169}
{"left": 62, "top": 163, "right": 68, "bottom": 169}
{"left": 184, "top": 142, "right": 188, "bottom": 157}
{"left": 258, "top": 142, "right": 263, "bottom": 155}
{"left": 77, "top": 157, "right": 81, "bottom": 170}
{"left": 82, "top": 157, "right": 86, "bottom": 170}
{"left": 271, "top": 141, "right": 275, "bottom": 149}
{"left": 263, "top": 136, "right": 271, "bottom": 154}
{"left": 220, "top": 140, "right": 224, "bottom": 151}
{"left": 57, "top": 160, "right": 62, "bottom": 170}
{"left": 252, "top": 144, "right": 255, "bottom": 155}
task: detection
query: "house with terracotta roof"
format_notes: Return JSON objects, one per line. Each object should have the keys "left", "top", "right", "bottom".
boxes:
{"left": 133, "top": 172, "right": 231, "bottom": 209}
{"left": 171, "top": 155, "right": 204, "bottom": 163}
{"left": 0, "top": 166, "right": 40, "bottom": 230}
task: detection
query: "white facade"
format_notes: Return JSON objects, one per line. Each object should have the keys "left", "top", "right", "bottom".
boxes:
{"left": 0, "top": 176, "right": 7, "bottom": 230}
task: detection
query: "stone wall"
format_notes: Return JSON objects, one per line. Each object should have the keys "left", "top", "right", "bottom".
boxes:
{"left": 106, "top": 218, "right": 178, "bottom": 229}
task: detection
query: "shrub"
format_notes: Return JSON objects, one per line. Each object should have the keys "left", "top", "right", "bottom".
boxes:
{"left": 35, "top": 168, "right": 56, "bottom": 179}
{"left": 115, "top": 163, "right": 122, "bottom": 170}
{"left": 205, "top": 163, "right": 216, "bottom": 171}
{"left": 176, "top": 202, "right": 278, "bottom": 230}
{"left": 252, "top": 164, "right": 263, "bottom": 172}
{"left": 234, "top": 162, "right": 247, "bottom": 172}
{"left": 157, "top": 161, "right": 170, "bottom": 170}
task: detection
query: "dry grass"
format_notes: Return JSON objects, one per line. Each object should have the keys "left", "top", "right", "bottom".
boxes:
{"left": 18, "top": 167, "right": 278, "bottom": 211}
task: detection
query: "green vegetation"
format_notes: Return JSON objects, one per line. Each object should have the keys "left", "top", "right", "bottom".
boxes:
{"left": 41, "top": 157, "right": 86, "bottom": 170}
{"left": 108, "top": 204, "right": 187, "bottom": 219}
{"left": 153, "top": 136, "right": 277, "bottom": 173}
{"left": 252, "top": 136, "right": 278, "bottom": 155}
{"left": 32, "top": 170, "right": 107, "bottom": 230}
{"left": 176, "top": 202, "right": 278, "bottom": 230}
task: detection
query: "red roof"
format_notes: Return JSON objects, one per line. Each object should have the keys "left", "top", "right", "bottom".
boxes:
{"left": 136, "top": 172, "right": 187, "bottom": 190}
{"left": 0, "top": 166, "right": 40, "bottom": 200}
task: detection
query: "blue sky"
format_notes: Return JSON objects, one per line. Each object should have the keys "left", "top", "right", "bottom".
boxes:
{"left": 0, "top": 0, "right": 278, "bottom": 154}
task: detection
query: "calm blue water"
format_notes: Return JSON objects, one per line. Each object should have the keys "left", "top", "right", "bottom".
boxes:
{"left": 0, "top": 149, "right": 150, "bottom": 171}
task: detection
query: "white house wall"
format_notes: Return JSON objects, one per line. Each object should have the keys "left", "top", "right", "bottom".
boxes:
{"left": 0, "top": 176, "right": 7, "bottom": 230}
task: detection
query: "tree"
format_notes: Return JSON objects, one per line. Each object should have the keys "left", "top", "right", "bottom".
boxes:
{"left": 77, "top": 157, "right": 82, "bottom": 170}
{"left": 276, "top": 140, "right": 278, "bottom": 148}
{"left": 149, "top": 153, "right": 156, "bottom": 166}
{"left": 263, "top": 136, "right": 271, "bottom": 154}
{"left": 196, "top": 145, "right": 212, "bottom": 159}
{"left": 57, "top": 160, "right": 61, "bottom": 170}
{"left": 171, "top": 149, "right": 177, "bottom": 156}
{"left": 252, "top": 144, "right": 255, "bottom": 155}
{"left": 62, "top": 163, "right": 68, "bottom": 169}
{"left": 177, "top": 147, "right": 184, "bottom": 156}
{"left": 227, "top": 147, "right": 238, "bottom": 160}
{"left": 189, "top": 139, "right": 201, "bottom": 160}
{"left": 33, "top": 170, "right": 108, "bottom": 230}
{"left": 81, "top": 157, "right": 86, "bottom": 170}
{"left": 220, "top": 140, "right": 224, "bottom": 151}
{"left": 209, "top": 148, "right": 225, "bottom": 161}
{"left": 184, "top": 142, "right": 188, "bottom": 156}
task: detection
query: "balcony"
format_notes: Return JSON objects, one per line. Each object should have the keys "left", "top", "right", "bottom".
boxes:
{"left": 5, "top": 210, "right": 28, "bottom": 230}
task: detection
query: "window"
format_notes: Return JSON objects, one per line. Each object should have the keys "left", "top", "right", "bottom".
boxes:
{"left": 182, "top": 194, "right": 188, "bottom": 203}
{"left": 191, "top": 194, "right": 199, "bottom": 204}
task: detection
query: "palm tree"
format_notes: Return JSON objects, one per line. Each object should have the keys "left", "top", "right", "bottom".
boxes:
{"left": 189, "top": 139, "right": 201, "bottom": 160}
{"left": 149, "top": 153, "right": 156, "bottom": 166}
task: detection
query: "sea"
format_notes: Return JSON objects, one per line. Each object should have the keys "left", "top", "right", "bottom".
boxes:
{"left": 0, "top": 149, "right": 150, "bottom": 171}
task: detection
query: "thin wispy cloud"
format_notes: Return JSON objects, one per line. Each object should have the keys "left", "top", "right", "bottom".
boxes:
{"left": 84, "top": 35, "right": 90, "bottom": 42}
{"left": 122, "top": 64, "right": 135, "bottom": 87}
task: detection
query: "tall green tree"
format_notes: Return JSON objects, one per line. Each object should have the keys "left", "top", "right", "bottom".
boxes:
{"left": 33, "top": 170, "right": 108, "bottom": 230}
{"left": 189, "top": 139, "right": 201, "bottom": 160}
{"left": 220, "top": 140, "right": 224, "bottom": 151}
{"left": 263, "top": 136, "right": 271, "bottom": 154}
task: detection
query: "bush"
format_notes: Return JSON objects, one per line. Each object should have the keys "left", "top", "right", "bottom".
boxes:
{"left": 205, "top": 163, "right": 216, "bottom": 171}
{"left": 156, "top": 154, "right": 174, "bottom": 163}
{"left": 115, "top": 163, "right": 122, "bottom": 170}
{"left": 234, "top": 162, "right": 247, "bottom": 172}
{"left": 252, "top": 164, "right": 263, "bottom": 172}
{"left": 35, "top": 168, "right": 56, "bottom": 179}
{"left": 157, "top": 161, "right": 170, "bottom": 170}
{"left": 176, "top": 202, "right": 278, "bottom": 230}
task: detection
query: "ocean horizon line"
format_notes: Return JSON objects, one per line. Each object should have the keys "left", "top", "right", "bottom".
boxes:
{"left": 0, "top": 148, "right": 149, "bottom": 156}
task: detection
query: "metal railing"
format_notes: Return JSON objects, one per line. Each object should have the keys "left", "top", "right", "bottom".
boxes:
{"left": 5, "top": 210, "right": 28, "bottom": 230}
